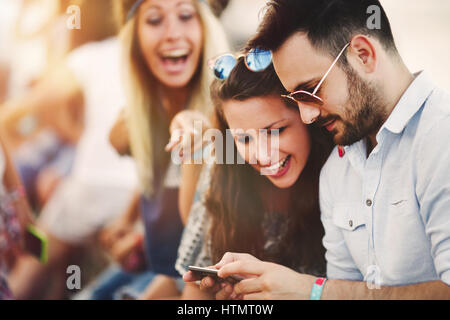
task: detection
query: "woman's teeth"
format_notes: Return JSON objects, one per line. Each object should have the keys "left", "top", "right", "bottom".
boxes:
{"left": 266, "top": 155, "right": 291, "bottom": 172}
{"left": 162, "top": 49, "right": 189, "bottom": 61}
{"left": 162, "top": 49, "right": 189, "bottom": 57}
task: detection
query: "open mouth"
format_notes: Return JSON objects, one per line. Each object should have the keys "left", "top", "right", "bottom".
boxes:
{"left": 160, "top": 49, "right": 191, "bottom": 73}
{"left": 262, "top": 155, "right": 292, "bottom": 176}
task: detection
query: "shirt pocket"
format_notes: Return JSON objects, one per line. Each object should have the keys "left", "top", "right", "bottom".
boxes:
{"left": 332, "top": 204, "right": 366, "bottom": 232}
{"left": 331, "top": 203, "right": 368, "bottom": 270}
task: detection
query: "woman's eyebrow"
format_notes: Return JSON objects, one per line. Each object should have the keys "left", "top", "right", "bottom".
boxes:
{"left": 176, "top": 1, "right": 195, "bottom": 8}
{"left": 232, "top": 119, "right": 286, "bottom": 136}
{"left": 141, "top": 6, "right": 161, "bottom": 15}
{"left": 264, "top": 119, "right": 285, "bottom": 130}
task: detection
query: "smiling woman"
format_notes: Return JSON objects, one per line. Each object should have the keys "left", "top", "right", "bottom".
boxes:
{"left": 136, "top": 0, "right": 203, "bottom": 89}
{"left": 116, "top": 0, "right": 229, "bottom": 195}
{"left": 223, "top": 95, "right": 311, "bottom": 189}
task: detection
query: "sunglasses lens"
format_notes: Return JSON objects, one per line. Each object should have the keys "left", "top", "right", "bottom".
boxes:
{"left": 214, "top": 55, "right": 237, "bottom": 80}
{"left": 246, "top": 49, "right": 272, "bottom": 72}
{"left": 289, "top": 92, "right": 323, "bottom": 105}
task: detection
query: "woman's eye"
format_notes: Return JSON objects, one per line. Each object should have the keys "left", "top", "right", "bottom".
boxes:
{"left": 179, "top": 12, "right": 194, "bottom": 21}
{"left": 270, "top": 127, "right": 287, "bottom": 136}
{"left": 236, "top": 136, "right": 251, "bottom": 144}
{"left": 146, "top": 16, "right": 162, "bottom": 26}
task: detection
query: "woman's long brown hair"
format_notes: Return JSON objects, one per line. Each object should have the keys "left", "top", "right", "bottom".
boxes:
{"left": 205, "top": 58, "right": 334, "bottom": 274}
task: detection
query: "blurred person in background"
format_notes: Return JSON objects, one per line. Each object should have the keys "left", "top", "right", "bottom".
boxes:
{"left": 3, "top": 1, "right": 140, "bottom": 300}
{"left": 0, "top": 0, "right": 79, "bottom": 210}
{"left": 0, "top": 0, "right": 13, "bottom": 104}
{"left": 91, "top": 0, "right": 230, "bottom": 300}
{"left": 0, "top": 0, "right": 118, "bottom": 211}
{"left": 0, "top": 133, "right": 35, "bottom": 300}
{"left": 2, "top": 0, "right": 118, "bottom": 97}
{"left": 2, "top": 0, "right": 71, "bottom": 99}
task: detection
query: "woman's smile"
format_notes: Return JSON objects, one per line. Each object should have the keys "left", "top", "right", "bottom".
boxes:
{"left": 159, "top": 48, "right": 192, "bottom": 74}
{"left": 261, "top": 155, "right": 292, "bottom": 177}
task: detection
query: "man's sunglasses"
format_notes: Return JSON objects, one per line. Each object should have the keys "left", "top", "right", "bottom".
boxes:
{"left": 208, "top": 49, "right": 273, "bottom": 80}
{"left": 281, "top": 43, "right": 350, "bottom": 106}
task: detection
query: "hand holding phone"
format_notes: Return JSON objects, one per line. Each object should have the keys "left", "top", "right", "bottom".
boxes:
{"left": 188, "top": 266, "right": 244, "bottom": 284}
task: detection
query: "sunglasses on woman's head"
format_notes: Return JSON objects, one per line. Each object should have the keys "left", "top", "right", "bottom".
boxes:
{"left": 208, "top": 49, "right": 273, "bottom": 80}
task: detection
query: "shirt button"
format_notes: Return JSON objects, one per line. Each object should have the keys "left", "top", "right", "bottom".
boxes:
{"left": 349, "top": 220, "right": 353, "bottom": 228}
{"left": 366, "top": 199, "right": 373, "bottom": 207}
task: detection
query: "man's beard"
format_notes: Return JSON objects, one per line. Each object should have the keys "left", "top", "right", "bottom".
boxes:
{"left": 331, "top": 67, "right": 386, "bottom": 146}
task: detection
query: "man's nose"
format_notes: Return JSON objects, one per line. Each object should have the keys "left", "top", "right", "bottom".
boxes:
{"left": 297, "top": 103, "right": 321, "bottom": 124}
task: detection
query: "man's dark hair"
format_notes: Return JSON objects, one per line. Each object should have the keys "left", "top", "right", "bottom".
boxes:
{"left": 248, "top": 0, "right": 398, "bottom": 63}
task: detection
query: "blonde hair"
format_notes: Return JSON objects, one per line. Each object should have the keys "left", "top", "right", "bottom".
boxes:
{"left": 120, "top": 0, "right": 230, "bottom": 196}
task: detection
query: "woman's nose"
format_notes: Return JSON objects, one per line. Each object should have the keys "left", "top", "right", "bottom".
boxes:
{"left": 255, "top": 134, "right": 272, "bottom": 167}
{"left": 164, "top": 16, "right": 183, "bottom": 41}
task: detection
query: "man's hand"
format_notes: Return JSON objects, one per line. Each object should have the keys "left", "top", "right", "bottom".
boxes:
{"left": 218, "top": 253, "right": 316, "bottom": 300}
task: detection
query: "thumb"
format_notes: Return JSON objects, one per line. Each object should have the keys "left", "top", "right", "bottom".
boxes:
{"left": 215, "top": 252, "right": 240, "bottom": 268}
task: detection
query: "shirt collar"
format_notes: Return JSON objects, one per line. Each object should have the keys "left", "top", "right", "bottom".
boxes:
{"left": 382, "top": 71, "right": 436, "bottom": 135}
{"left": 342, "top": 71, "right": 435, "bottom": 165}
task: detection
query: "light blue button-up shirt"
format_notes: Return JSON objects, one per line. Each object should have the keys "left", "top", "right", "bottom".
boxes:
{"left": 319, "top": 71, "right": 450, "bottom": 286}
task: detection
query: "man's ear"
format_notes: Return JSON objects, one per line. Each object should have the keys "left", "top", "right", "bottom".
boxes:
{"left": 347, "top": 35, "right": 377, "bottom": 74}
